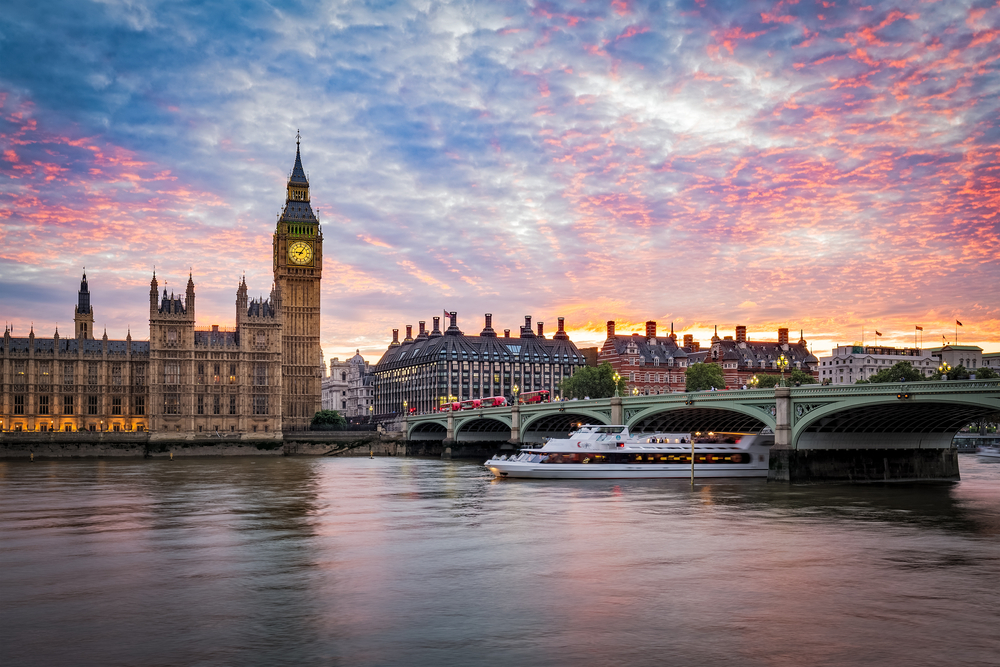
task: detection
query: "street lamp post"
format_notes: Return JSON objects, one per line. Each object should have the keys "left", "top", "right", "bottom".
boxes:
{"left": 777, "top": 355, "right": 789, "bottom": 387}
{"left": 613, "top": 371, "right": 621, "bottom": 397}
{"left": 749, "top": 374, "right": 759, "bottom": 389}
{"left": 632, "top": 386, "right": 639, "bottom": 397}
{"left": 512, "top": 383, "right": 519, "bottom": 405}
{"left": 939, "top": 362, "right": 951, "bottom": 380}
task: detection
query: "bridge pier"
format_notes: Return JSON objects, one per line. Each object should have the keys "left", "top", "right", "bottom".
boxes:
{"left": 774, "top": 387, "right": 791, "bottom": 448}
{"left": 769, "top": 448, "right": 959, "bottom": 483}
{"left": 611, "top": 397, "right": 623, "bottom": 424}
{"left": 509, "top": 406, "right": 520, "bottom": 444}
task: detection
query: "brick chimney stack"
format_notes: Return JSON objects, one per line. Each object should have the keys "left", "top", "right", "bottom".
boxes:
{"left": 736, "top": 325, "right": 747, "bottom": 343}
{"left": 404, "top": 325, "right": 413, "bottom": 343}
{"left": 778, "top": 328, "right": 789, "bottom": 345}
{"left": 504, "top": 329, "right": 510, "bottom": 338}
{"left": 537, "top": 321, "right": 544, "bottom": 338}
{"left": 683, "top": 334, "right": 694, "bottom": 350}
{"left": 645, "top": 320, "right": 656, "bottom": 339}
{"left": 390, "top": 328, "right": 400, "bottom": 347}
{"left": 554, "top": 317, "right": 569, "bottom": 340}
{"left": 607, "top": 320, "right": 615, "bottom": 338}
{"left": 480, "top": 313, "right": 497, "bottom": 337}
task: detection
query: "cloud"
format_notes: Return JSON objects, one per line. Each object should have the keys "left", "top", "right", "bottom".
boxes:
{"left": 1, "top": 0, "right": 998, "bottom": 361}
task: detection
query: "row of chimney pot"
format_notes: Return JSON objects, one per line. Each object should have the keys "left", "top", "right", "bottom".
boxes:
{"left": 388, "top": 315, "right": 798, "bottom": 346}
{"left": 390, "top": 314, "right": 569, "bottom": 345}
{"left": 607, "top": 321, "right": 794, "bottom": 345}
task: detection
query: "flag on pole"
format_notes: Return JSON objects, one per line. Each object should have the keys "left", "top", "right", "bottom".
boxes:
{"left": 956, "top": 320, "right": 963, "bottom": 326}
{"left": 875, "top": 331, "right": 882, "bottom": 336}
{"left": 915, "top": 326, "right": 923, "bottom": 331}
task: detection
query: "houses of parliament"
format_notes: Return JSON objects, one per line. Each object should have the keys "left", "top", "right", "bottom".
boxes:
{"left": 0, "top": 141, "right": 324, "bottom": 437}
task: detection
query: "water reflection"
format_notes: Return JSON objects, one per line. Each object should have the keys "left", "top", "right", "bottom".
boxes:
{"left": 1, "top": 456, "right": 998, "bottom": 666}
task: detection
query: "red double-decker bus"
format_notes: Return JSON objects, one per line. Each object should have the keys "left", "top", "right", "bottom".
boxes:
{"left": 481, "top": 396, "right": 507, "bottom": 407}
{"left": 517, "top": 390, "right": 550, "bottom": 405}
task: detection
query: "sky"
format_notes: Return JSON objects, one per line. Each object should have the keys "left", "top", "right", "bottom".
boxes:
{"left": 2, "top": 0, "right": 999, "bottom": 364}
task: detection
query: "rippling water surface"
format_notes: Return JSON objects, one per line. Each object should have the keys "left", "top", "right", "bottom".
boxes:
{"left": 2, "top": 455, "right": 999, "bottom": 667}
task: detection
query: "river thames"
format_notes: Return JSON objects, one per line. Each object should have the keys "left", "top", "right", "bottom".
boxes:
{"left": 2, "top": 455, "right": 998, "bottom": 666}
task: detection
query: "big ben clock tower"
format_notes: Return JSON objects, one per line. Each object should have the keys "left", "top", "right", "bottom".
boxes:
{"left": 273, "top": 134, "right": 323, "bottom": 431}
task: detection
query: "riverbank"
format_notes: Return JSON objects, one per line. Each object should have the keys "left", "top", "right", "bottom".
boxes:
{"left": 0, "top": 432, "right": 506, "bottom": 459}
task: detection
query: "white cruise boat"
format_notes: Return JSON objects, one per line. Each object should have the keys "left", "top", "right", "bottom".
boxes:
{"left": 485, "top": 425, "right": 772, "bottom": 479}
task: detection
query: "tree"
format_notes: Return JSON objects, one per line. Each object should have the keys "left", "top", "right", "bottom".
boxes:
{"left": 974, "top": 367, "right": 999, "bottom": 379}
{"left": 558, "top": 362, "right": 627, "bottom": 399}
{"left": 311, "top": 409, "right": 347, "bottom": 430}
{"left": 685, "top": 363, "right": 726, "bottom": 391}
{"left": 864, "top": 361, "right": 926, "bottom": 384}
{"left": 748, "top": 370, "right": 817, "bottom": 388}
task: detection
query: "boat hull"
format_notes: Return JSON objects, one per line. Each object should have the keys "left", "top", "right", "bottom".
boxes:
{"left": 485, "top": 463, "right": 768, "bottom": 479}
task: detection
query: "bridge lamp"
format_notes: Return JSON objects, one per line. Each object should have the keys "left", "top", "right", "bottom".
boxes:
{"left": 938, "top": 362, "right": 951, "bottom": 379}
{"left": 513, "top": 383, "right": 519, "bottom": 404}
{"left": 750, "top": 375, "right": 759, "bottom": 389}
{"left": 777, "top": 355, "right": 789, "bottom": 386}
{"left": 613, "top": 371, "right": 621, "bottom": 397}
{"left": 632, "top": 386, "right": 639, "bottom": 396}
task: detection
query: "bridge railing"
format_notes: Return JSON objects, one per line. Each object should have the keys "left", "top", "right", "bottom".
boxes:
{"left": 790, "top": 379, "right": 1000, "bottom": 397}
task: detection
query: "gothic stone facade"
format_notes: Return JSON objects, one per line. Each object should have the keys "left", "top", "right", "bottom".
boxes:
{"left": 1, "top": 144, "right": 323, "bottom": 436}
{"left": 1, "top": 274, "right": 150, "bottom": 433}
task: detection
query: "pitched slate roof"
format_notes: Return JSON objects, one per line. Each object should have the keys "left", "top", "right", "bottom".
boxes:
{"left": 710, "top": 339, "right": 817, "bottom": 368}
{"left": 603, "top": 335, "right": 689, "bottom": 365}
{"left": 375, "top": 316, "right": 587, "bottom": 372}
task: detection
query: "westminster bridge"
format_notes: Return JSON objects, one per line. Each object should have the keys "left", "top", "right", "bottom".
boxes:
{"left": 405, "top": 380, "right": 1000, "bottom": 482}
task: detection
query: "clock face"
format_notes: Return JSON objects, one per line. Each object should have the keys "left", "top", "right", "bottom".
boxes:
{"left": 288, "top": 241, "right": 313, "bottom": 265}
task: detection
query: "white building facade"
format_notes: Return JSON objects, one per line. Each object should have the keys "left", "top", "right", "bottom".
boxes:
{"left": 818, "top": 345, "right": 937, "bottom": 385}
{"left": 321, "top": 357, "right": 350, "bottom": 412}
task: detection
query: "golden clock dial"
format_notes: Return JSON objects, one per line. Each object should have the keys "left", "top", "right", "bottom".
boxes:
{"left": 288, "top": 241, "right": 313, "bottom": 265}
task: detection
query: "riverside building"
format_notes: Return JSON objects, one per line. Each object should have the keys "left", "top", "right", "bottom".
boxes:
{"left": 1, "top": 141, "right": 323, "bottom": 436}
{"left": 600, "top": 322, "right": 819, "bottom": 393}
{"left": 372, "top": 313, "right": 587, "bottom": 415}
{"left": 818, "top": 345, "right": 936, "bottom": 385}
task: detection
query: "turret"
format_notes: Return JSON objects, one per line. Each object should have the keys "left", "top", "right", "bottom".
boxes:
{"left": 75, "top": 270, "right": 95, "bottom": 340}
{"left": 186, "top": 272, "right": 196, "bottom": 318}
{"left": 149, "top": 272, "right": 159, "bottom": 316}
{"left": 236, "top": 275, "right": 248, "bottom": 321}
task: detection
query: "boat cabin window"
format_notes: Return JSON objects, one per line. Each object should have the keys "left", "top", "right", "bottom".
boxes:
{"left": 594, "top": 426, "right": 625, "bottom": 434}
